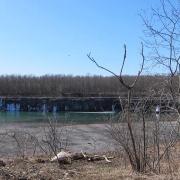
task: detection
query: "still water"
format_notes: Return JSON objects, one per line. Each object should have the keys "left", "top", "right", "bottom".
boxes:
{"left": 0, "top": 111, "right": 115, "bottom": 124}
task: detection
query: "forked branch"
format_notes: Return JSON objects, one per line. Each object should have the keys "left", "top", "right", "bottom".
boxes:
{"left": 87, "top": 43, "right": 145, "bottom": 90}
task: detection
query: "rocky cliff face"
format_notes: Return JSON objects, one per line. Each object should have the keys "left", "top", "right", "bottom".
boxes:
{"left": 0, "top": 97, "right": 121, "bottom": 112}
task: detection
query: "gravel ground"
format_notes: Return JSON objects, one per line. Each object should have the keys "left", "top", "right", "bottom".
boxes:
{"left": 0, "top": 122, "right": 115, "bottom": 158}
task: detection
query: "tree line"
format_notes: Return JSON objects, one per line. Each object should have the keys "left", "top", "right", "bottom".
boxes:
{"left": 0, "top": 74, "right": 176, "bottom": 97}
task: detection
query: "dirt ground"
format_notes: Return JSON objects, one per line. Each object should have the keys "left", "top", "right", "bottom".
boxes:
{"left": 0, "top": 122, "right": 115, "bottom": 158}
{"left": 0, "top": 151, "right": 179, "bottom": 180}
{"left": 0, "top": 122, "right": 179, "bottom": 179}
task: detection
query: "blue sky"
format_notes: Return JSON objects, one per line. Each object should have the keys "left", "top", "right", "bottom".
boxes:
{"left": 0, "top": 0, "right": 160, "bottom": 76}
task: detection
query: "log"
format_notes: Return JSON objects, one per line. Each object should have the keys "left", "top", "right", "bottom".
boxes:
{"left": 72, "top": 153, "right": 85, "bottom": 160}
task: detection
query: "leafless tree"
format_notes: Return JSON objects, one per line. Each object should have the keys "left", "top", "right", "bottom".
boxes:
{"left": 142, "top": 0, "right": 180, "bottom": 138}
{"left": 141, "top": 0, "right": 180, "bottom": 104}
{"left": 88, "top": 44, "right": 145, "bottom": 172}
{"left": 86, "top": 0, "right": 180, "bottom": 173}
{"left": 41, "top": 117, "right": 71, "bottom": 166}
{"left": 4, "top": 129, "right": 40, "bottom": 159}
{"left": 88, "top": 34, "right": 180, "bottom": 173}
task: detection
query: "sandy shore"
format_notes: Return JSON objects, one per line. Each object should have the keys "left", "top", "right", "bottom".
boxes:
{"left": 0, "top": 122, "right": 115, "bottom": 157}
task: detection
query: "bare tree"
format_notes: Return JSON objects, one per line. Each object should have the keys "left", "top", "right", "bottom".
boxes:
{"left": 4, "top": 129, "right": 40, "bottom": 159}
{"left": 41, "top": 117, "right": 71, "bottom": 166}
{"left": 141, "top": 0, "right": 180, "bottom": 104}
{"left": 88, "top": 36, "right": 180, "bottom": 173}
{"left": 87, "top": 44, "right": 145, "bottom": 172}
{"left": 88, "top": 0, "right": 180, "bottom": 173}
{"left": 142, "top": 0, "right": 180, "bottom": 137}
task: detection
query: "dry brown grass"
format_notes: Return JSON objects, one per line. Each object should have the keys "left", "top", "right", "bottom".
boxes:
{"left": 0, "top": 143, "right": 179, "bottom": 179}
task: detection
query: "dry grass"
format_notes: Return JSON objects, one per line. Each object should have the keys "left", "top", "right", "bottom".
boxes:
{"left": 0, "top": 146, "right": 179, "bottom": 180}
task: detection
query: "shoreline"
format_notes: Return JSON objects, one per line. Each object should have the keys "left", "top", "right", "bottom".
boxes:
{"left": 0, "top": 122, "right": 114, "bottom": 158}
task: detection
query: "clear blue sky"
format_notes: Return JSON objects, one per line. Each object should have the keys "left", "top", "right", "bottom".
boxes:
{"left": 0, "top": 0, "right": 160, "bottom": 76}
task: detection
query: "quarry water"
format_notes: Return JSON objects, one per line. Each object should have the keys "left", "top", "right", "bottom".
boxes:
{"left": 0, "top": 111, "right": 115, "bottom": 124}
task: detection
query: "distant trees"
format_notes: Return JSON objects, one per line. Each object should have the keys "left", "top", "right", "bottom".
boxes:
{"left": 0, "top": 74, "right": 176, "bottom": 97}
{"left": 0, "top": 75, "right": 178, "bottom": 97}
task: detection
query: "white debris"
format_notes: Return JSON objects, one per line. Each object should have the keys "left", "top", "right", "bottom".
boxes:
{"left": 102, "top": 155, "right": 112, "bottom": 163}
{"left": 50, "top": 150, "right": 72, "bottom": 162}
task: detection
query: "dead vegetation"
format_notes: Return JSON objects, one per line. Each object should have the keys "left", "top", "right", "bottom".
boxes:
{"left": 0, "top": 144, "right": 179, "bottom": 180}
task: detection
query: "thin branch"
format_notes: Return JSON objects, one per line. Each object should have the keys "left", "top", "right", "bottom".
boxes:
{"left": 88, "top": 43, "right": 145, "bottom": 90}
{"left": 87, "top": 53, "right": 120, "bottom": 80}
{"left": 120, "top": 44, "right": 127, "bottom": 77}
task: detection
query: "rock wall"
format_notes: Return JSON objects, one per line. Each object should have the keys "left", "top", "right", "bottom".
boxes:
{"left": 0, "top": 97, "right": 121, "bottom": 112}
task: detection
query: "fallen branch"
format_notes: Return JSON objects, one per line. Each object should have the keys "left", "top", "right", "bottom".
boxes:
{"left": 50, "top": 150, "right": 114, "bottom": 164}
